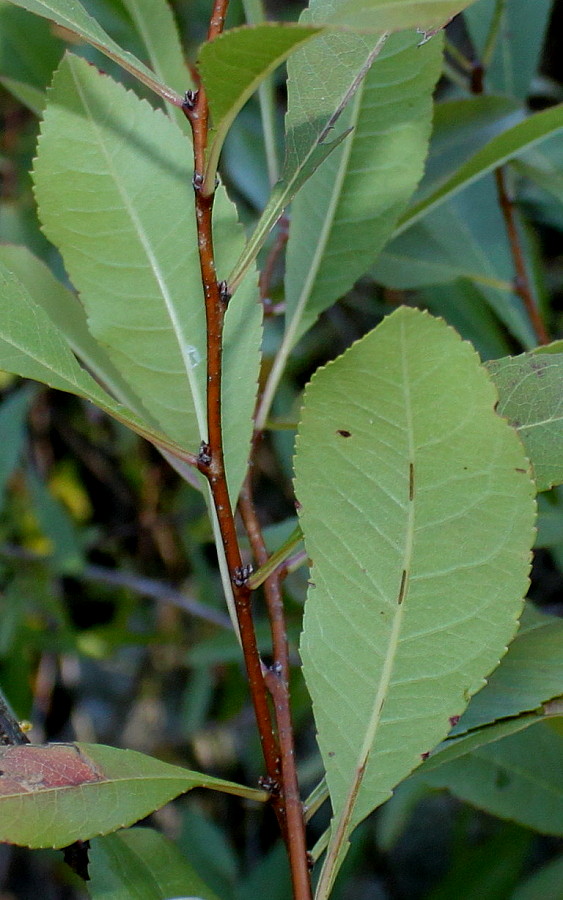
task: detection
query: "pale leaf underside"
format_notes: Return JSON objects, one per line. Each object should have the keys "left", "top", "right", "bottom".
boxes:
{"left": 295, "top": 308, "right": 536, "bottom": 895}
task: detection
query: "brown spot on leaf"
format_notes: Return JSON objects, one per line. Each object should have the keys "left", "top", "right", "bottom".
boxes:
{"left": 336, "top": 429, "right": 352, "bottom": 438}
{"left": 0, "top": 744, "right": 104, "bottom": 794}
{"left": 449, "top": 715, "right": 460, "bottom": 728}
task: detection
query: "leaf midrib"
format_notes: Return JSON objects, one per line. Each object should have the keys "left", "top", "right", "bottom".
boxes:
{"left": 317, "top": 316, "right": 415, "bottom": 899}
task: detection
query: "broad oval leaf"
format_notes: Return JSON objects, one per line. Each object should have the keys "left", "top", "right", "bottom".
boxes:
{"left": 487, "top": 352, "right": 563, "bottom": 492}
{"left": 3, "top": 0, "right": 182, "bottom": 104}
{"left": 0, "top": 742, "right": 266, "bottom": 849}
{"left": 33, "top": 53, "right": 262, "bottom": 501}
{"left": 284, "top": 29, "right": 443, "bottom": 350}
{"left": 295, "top": 307, "right": 535, "bottom": 896}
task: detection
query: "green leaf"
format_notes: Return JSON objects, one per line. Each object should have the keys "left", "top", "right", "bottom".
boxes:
{"left": 0, "top": 245, "right": 146, "bottom": 415}
{"left": 0, "top": 742, "right": 266, "bottom": 848}
{"left": 0, "top": 386, "right": 35, "bottom": 515}
{"left": 0, "top": 261, "right": 180, "bottom": 453}
{"left": 419, "top": 280, "right": 513, "bottom": 362}
{"left": 486, "top": 352, "right": 563, "bottom": 492}
{"left": 284, "top": 30, "right": 442, "bottom": 348}
{"left": 295, "top": 307, "right": 536, "bottom": 897}
{"left": 421, "top": 721, "right": 563, "bottom": 836}
{"left": 88, "top": 827, "right": 219, "bottom": 900}
{"left": 3, "top": 0, "right": 182, "bottom": 104}
{"left": 464, "top": 0, "right": 553, "bottom": 100}
{"left": 396, "top": 103, "right": 563, "bottom": 237}
{"left": 34, "top": 54, "right": 262, "bottom": 500}
{"left": 199, "top": 23, "right": 324, "bottom": 193}
{"left": 324, "top": 0, "right": 475, "bottom": 33}
{"left": 228, "top": 0, "right": 389, "bottom": 293}
{"left": 450, "top": 608, "right": 563, "bottom": 734}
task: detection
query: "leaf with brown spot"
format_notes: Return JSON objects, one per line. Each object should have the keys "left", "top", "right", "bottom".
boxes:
{"left": 0, "top": 743, "right": 266, "bottom": 849}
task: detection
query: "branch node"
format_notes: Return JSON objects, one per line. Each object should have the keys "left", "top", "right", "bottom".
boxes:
{"left": 192, "top": 172, "right": 204, "bottom": 191}
{"left": 197, "top": 441, "right": 212, "bottom": 466}
{"left": 258, "top": 774, "right": 281, "bottom": 796}
{"left": 218, "top": 280, "right": 231, "bottom": 306}
{"left": 232, "top": 563, "right": 253, "bottom": 587}
{"left": 182, "top": 89, "right": 198, "bottom": 111}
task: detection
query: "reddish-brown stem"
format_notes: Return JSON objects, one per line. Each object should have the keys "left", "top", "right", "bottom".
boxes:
{"left": 239, "top": 477, "right": 312, "bottom": 900}
{"left": 259, "top": 215, "right": 290, "bottom": 304}
{"left": 494, "top": 168, "right": 549, "bottom": 345}
{"left": 181, "top": 3, "right": 285, "bottom": 834}
{"left": 468, "top": 56, "right": 549, "bottom": 346}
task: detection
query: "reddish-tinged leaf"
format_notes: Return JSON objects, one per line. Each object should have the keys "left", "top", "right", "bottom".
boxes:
{"left": 0, "top": 743, "right": 266, "bottom": 849}
{"left": 0, "top": 744, "right": 103, "bottom": 794}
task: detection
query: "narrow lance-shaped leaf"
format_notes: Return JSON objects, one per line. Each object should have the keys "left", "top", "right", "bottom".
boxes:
{"left": 284, "top": 29, "right": 443, "bottom": 350}
{"left": 395, "top": 103, "right": 563, "bottom": 237}
{"left": 412, "top": 95, "right": 524, "bottom": 208}
{"left": 3, "top": 0, "right": 182, "bottom": 105}
{"left": 0, "top": 742, "right": 266, "bottom": 849}
{"left": 0, "top": 262, "right": 186, "bottom": 457}
{"left": 198, "top": 23, "right": 324, "bottom": 194}
{"left": 486, "top": 352, "right": 563, "bottom": 492}
{"left": 33, "top": 54, "right": 262, "bottom": 502}
{"left": 295, "top": 308, "right": 535, "bottom": 897}
{"left": 228, "top": 0, "right": 389, "bottom": 293}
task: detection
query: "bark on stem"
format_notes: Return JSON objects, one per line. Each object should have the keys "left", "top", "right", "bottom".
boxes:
{"left": 494, "top": 167, "right": 549, "bottom": 345}
{"left": 181, "top": 0, "right": 287, "bottom": 844}
{"left": 239, "top": 477, "right": 312, "bottom": 900}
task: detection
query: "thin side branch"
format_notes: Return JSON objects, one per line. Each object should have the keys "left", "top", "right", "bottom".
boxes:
{"left": 494, "top": 167, "right": 549, "bottom": 345}
{"left": 239, "top": 477, "right": 312, "bottom": 900}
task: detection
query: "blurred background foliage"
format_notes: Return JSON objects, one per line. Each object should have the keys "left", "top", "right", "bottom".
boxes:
{"left": 0, "top": 0, "right": 562, "bottom": 897}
